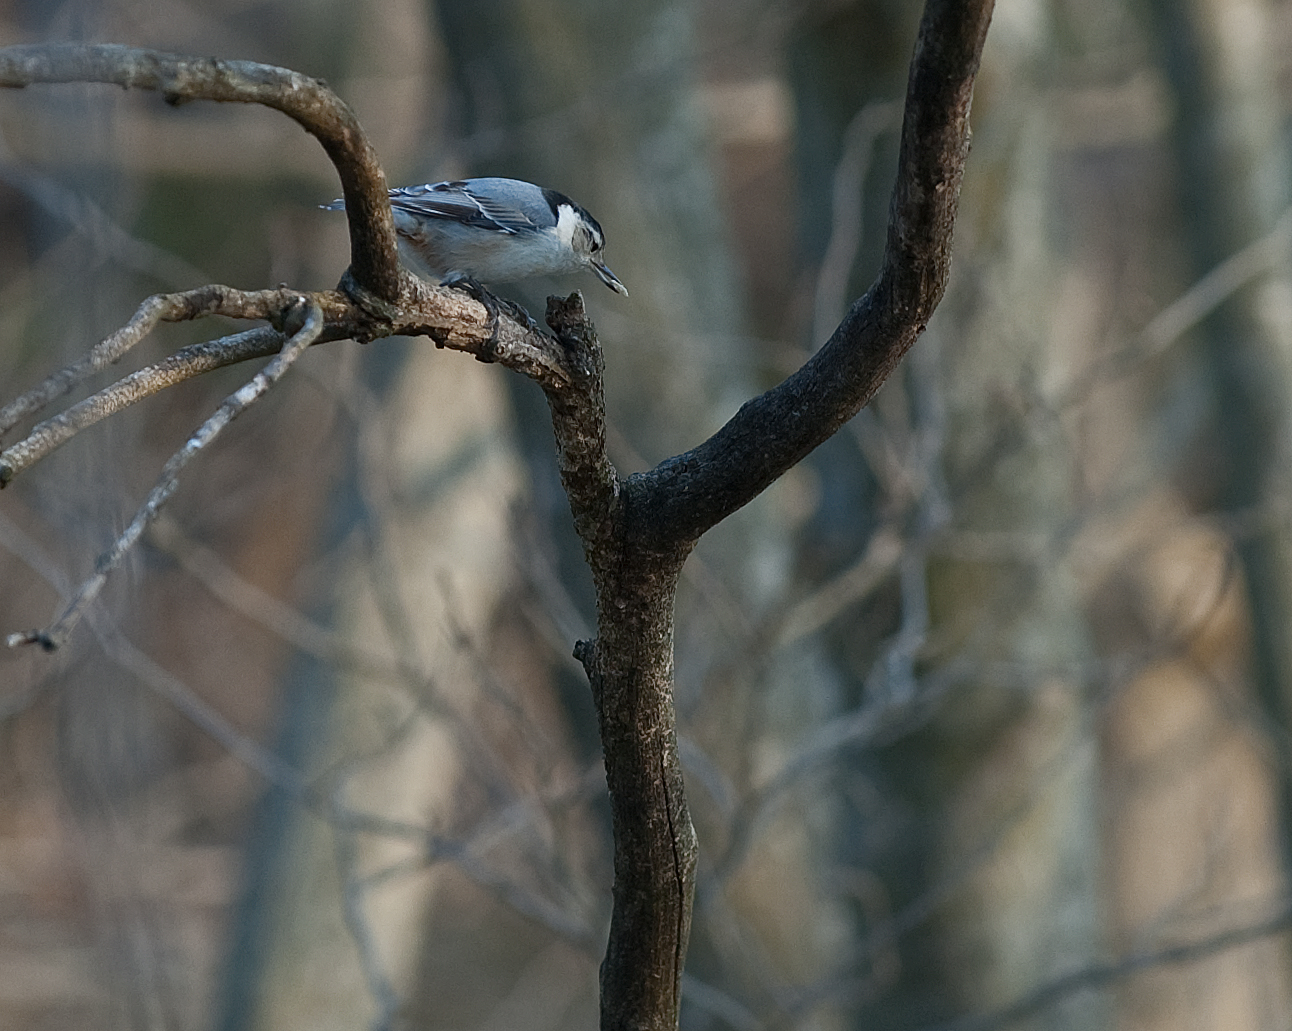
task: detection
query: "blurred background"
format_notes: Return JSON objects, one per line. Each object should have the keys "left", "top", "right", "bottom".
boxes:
{"left": 2, "top": 0, "right": 1292, "bottom": 1029}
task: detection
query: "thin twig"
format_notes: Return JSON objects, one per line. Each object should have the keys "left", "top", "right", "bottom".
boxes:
{"left": 7, "top": 298, "right": 323, "bottom": 651}
{"left": 0, "top": 292, "right": 181, "bottom": 438}
{"left": 332, "top": 802, "right": 402, "bottom": 1031}
{"left": 0, "top": 284, "right": 347, "bottom": 446}
{"left": 1060, "top": 204, "right": 1292, "bottom": 406}
{"left": 101, "top": 625, "right": 307, "bottom": 795}
{"left": 812, "top": 101, "right": 902, "bottom": 349}
{"left": 0, "top": 132, "right": 211, "bottom": 288}
{"left": 775, "top": 528, "right": 904, "bottom": 647}
{"left": 680, "top": 974, "right": 764, "bottom": 1031}
{"left": 710, "top": 657, "right": 971, "bottom": 885}
{"left": 0, "top": 326, "right": 283, "bottom": 483}
{"left": 147, "top": 515, "right": 417, "bottom": 687}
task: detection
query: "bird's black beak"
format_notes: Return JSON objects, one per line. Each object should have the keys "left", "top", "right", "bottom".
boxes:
{"left": 592, "top": 260, "right": 629, "bottom": 296}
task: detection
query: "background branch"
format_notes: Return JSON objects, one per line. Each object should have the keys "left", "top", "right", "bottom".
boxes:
{"left": 926, "top": 899, "right": 1292, "bottom": 1031}
{"left": 0, "top": 327, "right": 283, "bottom": 484}
{"left": 7, "top": 298, "right": 323, "bottom": 651}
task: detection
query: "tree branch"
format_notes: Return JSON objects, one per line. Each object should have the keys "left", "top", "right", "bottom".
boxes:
{"left": 7, "top": 297, "right": 324, "bottom": 651}
{"left": 0, "top": 43, "right": 401, "bottom": 300}
{"left": 630, "top": 0, "right": 992, "bottom": 548}
{"left": 923, "top": 899, "right": 1292, "bottom": 1031}
{"left": 0, "top": 327, "right": 283, "bottom": 484}
{"left": 529, "top": 4, "right": 993, "bottom": 1030}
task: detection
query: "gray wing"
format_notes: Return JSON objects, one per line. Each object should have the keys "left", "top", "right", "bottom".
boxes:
{"left": 387, "top": 180, "right": 548, "bottom": 235}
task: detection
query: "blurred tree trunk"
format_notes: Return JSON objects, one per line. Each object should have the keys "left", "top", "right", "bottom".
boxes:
{"left": 844, "top": 1, "right": 1106, "bottom": 1026}
{"left": 209, "top": 5, "right": 449, "bottom": 1030}
{"left": 926, "top": 81, "right": 1107, "bottom": 1031}
{"left": 1090, "top": 0, "right": 1292, "bottom": 1026}
{"left": 1148, "top": 0, "right": 1292, "bottom": 862}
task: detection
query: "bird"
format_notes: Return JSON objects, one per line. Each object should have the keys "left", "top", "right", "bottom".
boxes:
{"left": 322, "top": 177, "right": 628, "bottom": 297}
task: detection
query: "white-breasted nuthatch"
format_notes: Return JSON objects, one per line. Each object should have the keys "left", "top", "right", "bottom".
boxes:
{"left": 322, "top": 177, "right": 628, "bottom": 296}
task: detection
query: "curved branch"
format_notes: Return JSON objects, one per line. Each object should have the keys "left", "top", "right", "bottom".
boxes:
{"left": 0, "top": 43, "right": 401, "bottom": 300}
{"left": 630, "top": 0, "right": 993, "bottom": 548}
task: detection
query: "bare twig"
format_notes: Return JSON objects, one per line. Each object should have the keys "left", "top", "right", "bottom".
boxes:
{"left": 0, "top": 291, "right": 200, "bottom": 438}
{"left": 323, "top": 787, "right": 599, "bottom": 946}
{"left": 0, "top": 279, "right": 560, "bottom": 488}
{"left": 0, "top": 135, "right": 211, "bottom": 288}
{"left": 7, "top": 298, "right": 324, "bottom": 651}
{"left": 709, "top": 657, "right": 970, "bottom": 886}
{"left": 812, "top": 101, "right": 902, "bottom": 348}
{"left": 113, "top": 612, "right": 596, "bottom": 950}
{"left": 332, "top": 812, "right": 402, "bottom": 1031}
{"left": 1060, "top": 203, "right": 1292, "bottom": 405}
{"left": 775, "top": 528, "right": 904, "bottom": 646}
{"left": 680, "top": 975, "right": 764, "bottom": 1031}
{"left": 0, "top": 43, "right": 574, "bottom": 651}
{"left": 147, "top": 515, "right": 418, "bottom": 686}
{"left": 0, "top": 284, "right": 356, "bottom": 448}
{"left": 102, "top": 626, "right": 308, "bottom": 794}
{"left": 0, "top": 326, "right": 283, "bottom": 482}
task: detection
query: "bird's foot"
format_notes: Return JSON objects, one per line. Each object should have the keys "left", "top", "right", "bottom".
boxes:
{"left": 497, "top": 295, "right": 540, "bottom": 335}
{"left": 442, "top": 275, "right": 536, "bottom": 361}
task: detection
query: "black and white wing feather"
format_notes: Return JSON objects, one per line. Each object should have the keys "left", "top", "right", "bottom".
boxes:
{"left": 386, "top": 180, "right": 549, "bottom": 235}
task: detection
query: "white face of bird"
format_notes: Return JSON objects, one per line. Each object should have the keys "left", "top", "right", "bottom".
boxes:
{"left": 555, "top": 203, "right": 598, "bottom": 259}
{"left": 556, "top": 200, "right": 628, "bottom": 295}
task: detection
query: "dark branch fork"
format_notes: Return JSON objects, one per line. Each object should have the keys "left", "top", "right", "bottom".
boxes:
{"left": 0, "top": 4, "right": 993, "bottom": 1028}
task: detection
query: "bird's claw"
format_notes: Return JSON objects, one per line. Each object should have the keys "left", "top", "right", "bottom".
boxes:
{"left": 443, "top": 274, "right": 502, "bottom": 362}
{"left": 497, "top": 296, "right": 541, "bottom": 335}
{"left": 444, "top": 275, "right": 539, "bottom": 360}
